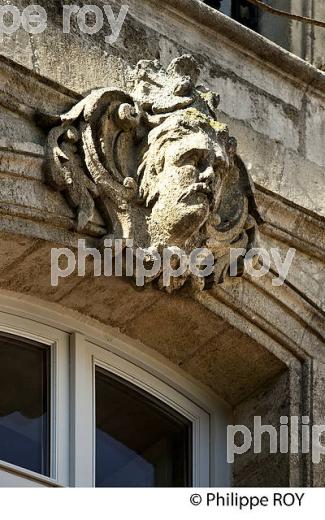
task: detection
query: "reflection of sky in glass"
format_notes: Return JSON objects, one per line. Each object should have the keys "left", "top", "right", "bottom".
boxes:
{"left": 0, "top": 412, "right": 47, "bottom": 473}
{"left": 219, "top": 0, "right": 232, "bottom": 16}
{"left": 96, "top": 429, "right": 154, "bottom": 487}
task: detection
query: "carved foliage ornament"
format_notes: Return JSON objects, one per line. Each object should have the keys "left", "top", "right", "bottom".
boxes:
{"left": 44, "top": 55, "right": 260, "bottom": 291}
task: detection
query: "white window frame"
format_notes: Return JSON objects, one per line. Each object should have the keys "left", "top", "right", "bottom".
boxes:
{"left": 70, "top": 334, "right": 211, "bottom": 487}
{"left": 0, "top": 294, "right": 231, "bottom": 488}
{"left": 0, "top": 311, "right": 70, "bottom": 487}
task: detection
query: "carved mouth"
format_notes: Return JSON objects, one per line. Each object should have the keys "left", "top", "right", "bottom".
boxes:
{"left": 178, "top": 182, "right": 213, "bottom": 204}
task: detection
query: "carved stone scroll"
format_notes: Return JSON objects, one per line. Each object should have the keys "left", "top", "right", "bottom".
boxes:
{"left": 44, "top": 55, "right": 260, "bottom": 291}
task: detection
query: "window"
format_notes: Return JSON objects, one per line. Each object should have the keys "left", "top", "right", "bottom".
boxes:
{"left": 204, "top": 0, "right": 259, "bottom": 32}
{"left": 71, "top": 338, "right": 212, "bottom": 487}
{"left": 0, "top": 297, "right": 230, "bottom": 488}
{"left": 0, "top": 311, "right": 70, "bottom": 487}
{"left": 95, "top": 368, "right": 192, "bottom": 487}
{"left": 0, "top": 334, "right": 50, "bottom": 476}
{"left": 204, "top": 0, "right": 222, "bottom": 9}
{"left": 231, "top": 0, "right": 259, "bottom": 31}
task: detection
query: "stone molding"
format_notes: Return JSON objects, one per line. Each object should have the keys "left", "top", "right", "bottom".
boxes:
{"left": 146, "top": 0, "right": 325, "bottom": 94}
{"left": 0, "top": 52, "right": 324, "bottom": 486}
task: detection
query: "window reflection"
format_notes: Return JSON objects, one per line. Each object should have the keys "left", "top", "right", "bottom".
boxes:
{"left": 0, "top": 334, "right": 50, "bottom": 476}
{"left": 95, "top": 368, "right": 192, "bottom": 487}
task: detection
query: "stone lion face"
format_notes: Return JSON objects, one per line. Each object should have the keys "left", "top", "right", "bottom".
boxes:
{"left": 139, "top": 113, "right": 233, "bottom": 250}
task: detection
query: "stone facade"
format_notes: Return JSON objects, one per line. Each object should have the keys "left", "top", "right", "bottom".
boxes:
{"left": 217, "top": 0, "right": 325, "bottom": 70}
{"left": 0, "top": 0, "right": 324, "bottom": 486}
{"left": 259, "top": 0, "right": 325, "bottom": 69}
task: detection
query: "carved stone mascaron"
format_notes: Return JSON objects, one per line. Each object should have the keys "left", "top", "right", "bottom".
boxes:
{"left": 44, "top": 55, "right": 260, "bottom": 291}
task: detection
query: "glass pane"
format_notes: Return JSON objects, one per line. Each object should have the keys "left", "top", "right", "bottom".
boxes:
{"left": 95, "top": 368, "right": 192, "bottom": 487}
{"left": 0, "top": 333, "right": 50, "bottom": 476}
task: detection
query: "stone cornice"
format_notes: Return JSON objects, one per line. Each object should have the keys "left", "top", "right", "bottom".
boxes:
{"left": 0, "top": 54, "right": 80, "bottom": 102}
{"left": 0, "top": 51, "right": 323, "bottom": 341}
{"left": 256, "top": 187, "right": 325, "bottom": 262}
{"left": 148, "top": 0, "right": 325, "bottom": 95}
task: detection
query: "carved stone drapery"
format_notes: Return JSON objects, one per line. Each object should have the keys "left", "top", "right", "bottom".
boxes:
{"left": 43, "top": 55, "right": 260, "bottom": 291}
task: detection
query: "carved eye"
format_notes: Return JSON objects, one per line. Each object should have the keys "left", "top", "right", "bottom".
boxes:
{"left": 178, "top": 150, "right": 196, "bottom": 166}
{"left": 178, "top": 150, "right": 208, "bottom": 169}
